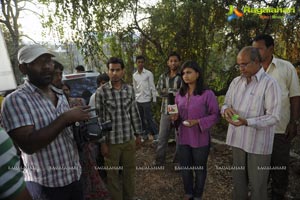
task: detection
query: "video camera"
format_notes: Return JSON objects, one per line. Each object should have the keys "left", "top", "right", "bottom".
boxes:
{"left": 73, "top": 107, "right": 112, "bottom": 151}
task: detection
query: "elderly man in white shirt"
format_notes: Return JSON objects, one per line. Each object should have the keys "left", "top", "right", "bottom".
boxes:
{"left": 133, "top": 55, "right": 158, "bottom": 142}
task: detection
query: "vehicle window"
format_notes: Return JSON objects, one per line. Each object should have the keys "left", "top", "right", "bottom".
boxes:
{"left": 64, "top": 76, "right": 97, "bottom": 99}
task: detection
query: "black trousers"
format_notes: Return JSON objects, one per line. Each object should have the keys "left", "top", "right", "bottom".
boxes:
{"left": 26, "top": 180, "right": 84, "bottom": 200}
{"left": 269, "top": 134, "right": 291, "bottom": 200}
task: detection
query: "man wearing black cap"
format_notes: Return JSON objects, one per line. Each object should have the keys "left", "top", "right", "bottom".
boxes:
{"left": 1, "top": 44, "right": 90, "bottom": 200}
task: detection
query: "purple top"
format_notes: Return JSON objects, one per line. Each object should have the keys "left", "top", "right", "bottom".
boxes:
{"left": 175, "top": 89, "right": 220, "bottom": 148}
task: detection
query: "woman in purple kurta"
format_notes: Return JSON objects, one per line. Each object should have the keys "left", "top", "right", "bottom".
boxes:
{"left": 172, "top": 60, "right": 219, "bottom": 200}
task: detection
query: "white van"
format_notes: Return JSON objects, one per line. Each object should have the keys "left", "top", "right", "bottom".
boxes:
{"left": 0, "top": 29, "right": 17, "bottom": 92}
{"left": 62, "top": 71, "right": 100, "bottom": 103}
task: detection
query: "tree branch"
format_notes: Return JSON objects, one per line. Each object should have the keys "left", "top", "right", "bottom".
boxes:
{"left": 129, "top": 1, "right": 164, "bottom": 55}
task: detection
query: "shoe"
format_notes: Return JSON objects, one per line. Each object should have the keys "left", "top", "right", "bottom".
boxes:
{"left": 142, "top": 135, "right": 148, "bottom": 141}
{"left": 183, "top": 195, "right": 193, "bottom": 200}
{"left": 152, "top": 134, "right": 159, "bottom": 140}
{"left": 152, "top": 139, "right": 159, "bottom": 144}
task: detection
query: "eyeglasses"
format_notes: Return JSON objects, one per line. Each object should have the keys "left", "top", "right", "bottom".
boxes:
{"left": 235, "top": 61, "right": 252, "bottom": 70}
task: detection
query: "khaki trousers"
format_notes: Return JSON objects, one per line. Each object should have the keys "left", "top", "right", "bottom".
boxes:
{"left": 105, "top": 139, "right": 136, "bottom": 200}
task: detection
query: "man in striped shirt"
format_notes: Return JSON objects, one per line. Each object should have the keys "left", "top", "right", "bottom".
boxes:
{"left": 96, "top": 57, "right": 142, "bottom": 200}
{"left": 221, "top": 46, "right": 281, "bottom": 200}
{"left": 0, "top": 126, "right": 32, "bottom": 200}
{"left": 1, "top": 45, "right": 90, "bottom": 200}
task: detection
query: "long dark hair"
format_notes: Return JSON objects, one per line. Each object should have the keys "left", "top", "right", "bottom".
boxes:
{"left": 179, "top": 60, "right": 206, "bottom": 96}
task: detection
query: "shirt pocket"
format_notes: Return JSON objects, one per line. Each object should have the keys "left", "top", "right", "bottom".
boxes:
{"left": 105, "top": 99, "right": 116, "bottom": 115}
{"left": 248, "top": 94, "right": 264, "bottom": 116}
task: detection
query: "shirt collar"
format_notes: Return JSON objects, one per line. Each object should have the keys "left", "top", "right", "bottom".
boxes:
{"left": 254, "top": 67, "right": 265, "bottom": 81}
{"left": 107, "top": 80, "right": 128, "bottom": 90}
{"left": 107, "top": 81, "right": 113, "bottom": 89}
{"left": 239, "top": 67, "right": 265, "bottom": 82}
{"left": 134, "top": 68, "right": 146, "bottom": 75}
{"left": 139, "top": 68, "right": 146, "bottom": 74}
{"left": 266, "top": 55, "right": 278, "bottom": 72}
{"left": 270, "top": 55, "right": 279, "bottom": 67}
{"left": 51, "top": 85, "right": 64, "bottom": 95}
{"left": 164, "top": 70, "right": 181, "bottom": 77}
{"left": 23, "top": 80, "right": 63, "bottom": 95}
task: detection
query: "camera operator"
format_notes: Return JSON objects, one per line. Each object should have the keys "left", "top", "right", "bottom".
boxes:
{"left": 62, "top": 81, "right": 111, "bottom": 199}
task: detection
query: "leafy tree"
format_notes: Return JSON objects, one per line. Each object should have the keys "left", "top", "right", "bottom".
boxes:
{"left": 1, "top": 0, "right": 296, "bottom": 124}
{"left": 33, "top": 0, "right": 300, "bottom": 89}
{"left": 0, "top": 0, "right": 22, "bottom": 83}
{"left": 0, "top": 0, "right": 47, "bottom": 83}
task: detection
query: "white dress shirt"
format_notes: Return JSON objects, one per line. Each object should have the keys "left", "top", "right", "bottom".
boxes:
{"left": 133, "top": 68, "right": 157, "bottom": 103}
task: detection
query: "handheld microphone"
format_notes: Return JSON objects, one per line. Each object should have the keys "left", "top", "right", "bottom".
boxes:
{"left": 167, "top": 92, "right": 178, "bottom": 114}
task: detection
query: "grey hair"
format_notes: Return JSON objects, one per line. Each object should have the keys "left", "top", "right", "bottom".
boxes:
{"left": 240, "top": 46, "right": 262, "bottom": 62}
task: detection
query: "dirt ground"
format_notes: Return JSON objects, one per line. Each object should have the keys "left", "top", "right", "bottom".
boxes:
{"left": 135, "top": 132, "right": 300, "bottom": 200}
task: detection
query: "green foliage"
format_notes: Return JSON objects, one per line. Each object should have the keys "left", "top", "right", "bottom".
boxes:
{"left": 2, "top": 0, "right": 300, "bottom": 125}
{"left": 38, "top": 0, "right": 300, "bottom": 90}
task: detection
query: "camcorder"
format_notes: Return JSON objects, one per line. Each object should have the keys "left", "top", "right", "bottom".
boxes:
{"left": 73, "top": 107, "right": 112, "bottom": 151}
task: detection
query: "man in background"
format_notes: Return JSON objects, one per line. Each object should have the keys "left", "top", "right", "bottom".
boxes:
{"left": 89, "top": 73, "right": 110, "bottom": 110}
{"left": 52, "top": 60, "right": 64, "bottom": 89}
{"left": 155, "top": 52, "right": 181, "bottom": 166}
{"left": 88, "top": 73, "right": 109, "bottom": 179}
{"left": 253, "top": 34, "right": 300, "bottom": 200}
{"left": 75, "top": 65, "right": 85, "bottom": 73}
{"left": 133, "top": 55, "right": 159, "bottom": 142}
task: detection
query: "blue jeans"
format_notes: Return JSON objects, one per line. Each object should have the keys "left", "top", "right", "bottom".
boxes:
{"left": 137, "top": 101, "right": 158, "bottom": 139}
{"left": 178, "top": 145, "right": 210, "bottom": 199}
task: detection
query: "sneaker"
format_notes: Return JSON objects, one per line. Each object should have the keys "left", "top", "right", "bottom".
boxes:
{"left": 152, "top": 134, "right": 159, "bottom": 140}
{"left": 152, "top": 139, "right": 159, "bottom": 144}
{"left": 142, "top": 135, "right": 148, "bottom": 141}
